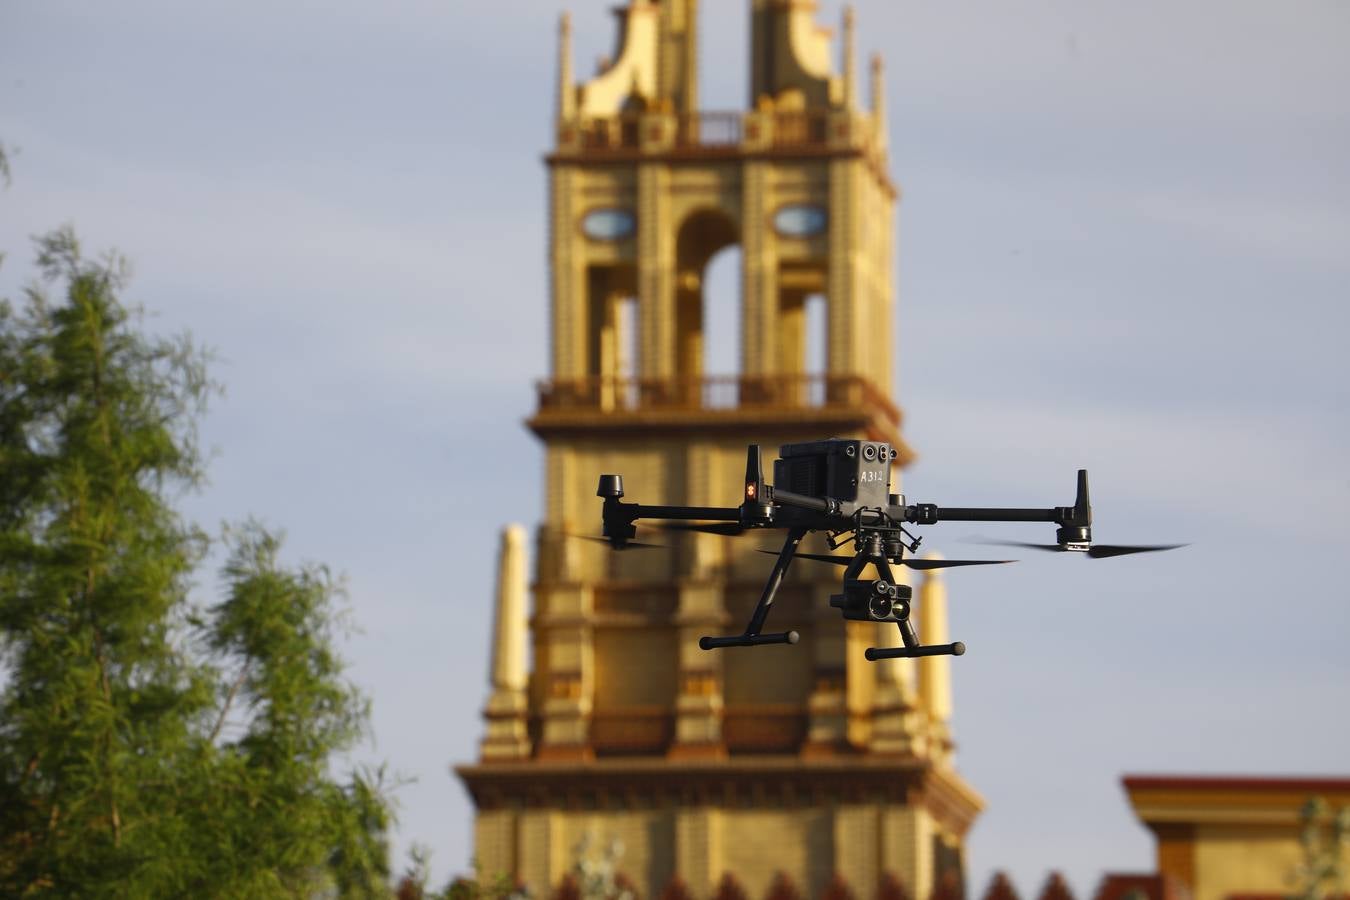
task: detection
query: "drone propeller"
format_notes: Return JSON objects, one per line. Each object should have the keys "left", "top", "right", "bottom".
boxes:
{"left": 903, "top": 556, "right": 1017, "bottom": 569}
{"left": 575, "top": 534, "right": 665, "bottom": 550}
{"left": 974, "top": 539, "right": 1184, "bottom": 559}
{"left": 757, "top": 550, "right": 1014, "bottom": 569}
{"left": 653, "top": 521, "right": 745, "bottom": 537}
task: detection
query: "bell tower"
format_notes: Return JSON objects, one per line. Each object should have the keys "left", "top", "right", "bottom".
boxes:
{"left": 457, "top": 3, "right": 981, "bottom": 897}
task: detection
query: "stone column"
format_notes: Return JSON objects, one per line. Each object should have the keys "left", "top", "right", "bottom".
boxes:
{"left": 917, "top": 552, "right": 954, "bottom": 766}
{"left": 637, "top": 162, "right": 675, "bottom": 383}
{"left": 537, "top": 579, "right": 594, "bottom": 761}
{"left": 671, "top": 581, "right": 727, "bottom": 758}
{"left": 833, "top": 802, "right": 879, "bottom": 898}
{"left": 676, "top": 806, "right": 723, "bottom": 897}
{"left": 670, "top": 444, "right": 726, "bottom": 758}
{"left": 480, "top": 525, "right": 531, "bottom": 761}
{"left": 549, "top": 166, "right": 584, "bottom": 379}
{"left": 741, "top": 160, "right": 777, "bottom": 380}
{"left": 537, "top": 452, "right": 594, "bottom": 761}
{"left": 882, "top": 805, "right": 934, "bottom": 900}
{"left": 805, "top": 613, "right": 849, "bottom": 756}
{"left": 826, "top": 157, "right": 858, "bottom": 379}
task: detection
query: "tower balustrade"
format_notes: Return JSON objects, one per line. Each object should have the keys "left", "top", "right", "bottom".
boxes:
{"left": 535, "top": 372, "right": 899, "bottom": 417}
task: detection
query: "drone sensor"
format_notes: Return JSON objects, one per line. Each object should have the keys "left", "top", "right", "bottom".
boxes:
{"left": 832, "top": 579, "right": 913, "bottom": 623}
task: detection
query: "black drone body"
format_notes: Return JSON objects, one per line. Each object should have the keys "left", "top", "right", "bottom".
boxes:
{"left": 595, "top": 438, "right": 1178, "bottom": 663}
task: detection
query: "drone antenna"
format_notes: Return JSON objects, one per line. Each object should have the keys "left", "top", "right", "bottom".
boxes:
{"left": 1074, "top": 469, "right": 1091, "bottom": 523}
{"left": 900, "top": 525, "right": 922, "bottom": 553}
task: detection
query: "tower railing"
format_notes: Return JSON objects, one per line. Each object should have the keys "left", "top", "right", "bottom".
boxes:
{"left": 572, "top": 109, "right": 842, "bottom": 153}
{"left": 577, "top": 115, "right": 641, "bottom": 151}
{"left": 534, "top": 373, "right": 900, "bottom": 422}
{"left": 769, "top": 111, "right": 830, "bottom": 147}
{"left": 677, "top": 111, "right": 742, "bottom": 147}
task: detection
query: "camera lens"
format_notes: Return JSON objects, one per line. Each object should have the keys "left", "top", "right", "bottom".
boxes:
{"left": 868, "top": 594, "right": 893, "bottom": 619}
{"left": 863, "top": 444, "right": 876, "bottom": 460}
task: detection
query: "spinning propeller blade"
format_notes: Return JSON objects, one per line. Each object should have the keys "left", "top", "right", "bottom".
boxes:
{"left": 903, "top": 557, "right": 1016, "bottom": 570}
{"left": 973, "top": 539, "right": 1184, "bottom": 558}
{"left": 757, "top": 550, "right": 1014, "bottom": 569}
{"left": 575, "top": 534, "right": 665, "bottom": 550}
{"left": 1084, "top": 543, "right": 1186, "bottom": 558}
{"left": 764, "top": 550, "right": 849, "bottom": 566}
{"left": 654, "top": 521, "right": 746, "bottom": 536}
{"left": 974, "top": 540, "right": 1061, "bottom": 552}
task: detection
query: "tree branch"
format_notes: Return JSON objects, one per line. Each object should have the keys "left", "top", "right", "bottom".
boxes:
{"left": 208, "top": 666, "right": 249, "bottom": 745}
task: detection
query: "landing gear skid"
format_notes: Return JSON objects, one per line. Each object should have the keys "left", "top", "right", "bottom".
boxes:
{"left": 865, "top": 641, "right": 966, "bottom": 661}
{"left": 697, "top": 527, "right": 965, "bottom": 660}
{"left": 844, "top": 533, "right": 966, "bottom": 662}
{"left": 699, "top": 527, "right": 806, "bottom": 650}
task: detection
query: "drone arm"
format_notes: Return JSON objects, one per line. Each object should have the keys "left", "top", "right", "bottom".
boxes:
{"left": 598, "top": 475, "right": 746, "bottom": 542}
{"left": 907, "top": 505, "right": 1059, "bottom": 524}
{"left": 905, "top": 469, "right": 1093, "bottom": 545}
{"left": 629, "top": 504, "right": 741, "bottom": 522}
{"left": 767, "top": 486, "right": 842, "bottom": 516}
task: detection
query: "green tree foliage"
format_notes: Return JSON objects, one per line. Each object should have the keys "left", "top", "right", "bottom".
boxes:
{"left": 0, "top": 227, "right": 392, "bottom": 896}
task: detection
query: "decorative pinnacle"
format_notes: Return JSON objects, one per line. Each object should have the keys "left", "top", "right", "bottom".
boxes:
{"left": 842, "top": 5, "right": 858, "bottom": 109}
{"left": 557, "top": 11, "right": 575, "bottom": 120}
{"left": 870, "top": 51, "right": 887, "bottom": 148}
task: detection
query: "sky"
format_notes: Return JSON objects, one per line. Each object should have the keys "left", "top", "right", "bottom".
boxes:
{"left": 2, "top": 0, "right": 1348, "bottom": 894}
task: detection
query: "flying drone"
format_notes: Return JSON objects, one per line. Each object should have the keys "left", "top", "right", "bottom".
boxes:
{"left": 594, "top": 438, "right": 1181, "bottom": 662}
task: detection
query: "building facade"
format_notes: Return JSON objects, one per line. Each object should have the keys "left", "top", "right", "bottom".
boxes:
{"left": 1107, "top": 775, "right": 1350, "bottom": 900}
{"left": 456, "top": 2, "right": 982, "bottom": 896}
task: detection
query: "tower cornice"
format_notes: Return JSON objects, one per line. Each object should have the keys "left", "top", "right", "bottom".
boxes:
{"left": 457, "top": 755, "right": 982, "bottom": 837}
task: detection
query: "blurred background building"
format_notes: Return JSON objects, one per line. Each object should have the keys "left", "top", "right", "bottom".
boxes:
{"left": 1102, "top": 776, "right": 1350, "bottom": 900}
{"left": 456, "top": 1, "right": 979, "bottom": 897}
{"left": 453, "top": 1, "right": 1349, "bottom": 898}
{"left": 2, "top": 1, "right": 1346, "bottom": 896}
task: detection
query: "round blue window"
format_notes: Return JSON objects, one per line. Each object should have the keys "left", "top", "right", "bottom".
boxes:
{"left": 581, "top": 208, "right": 636, "bottom": 240}
{"left": 773, "top": 204, "right": 828, "bottom": 237}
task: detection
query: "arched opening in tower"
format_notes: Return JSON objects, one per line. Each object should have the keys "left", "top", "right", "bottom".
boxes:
{"left": 585, "top": 263, "right": 638, "bottom": 409}
{"left": 702, "top": 246, "right": 741, "bottom": 383}
{"left": 675, "top": 208, "right": 740, "bottom": 401}
{"left": 774, "top": 261, "right": 830, "bottom": 406}
{"left": 805, "top": 292, "right": 827, "bottom": 400}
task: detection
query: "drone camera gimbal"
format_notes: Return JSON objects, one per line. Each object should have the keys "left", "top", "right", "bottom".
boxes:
{"left": 830, "top": 579, "right": 911, "bottom": 623}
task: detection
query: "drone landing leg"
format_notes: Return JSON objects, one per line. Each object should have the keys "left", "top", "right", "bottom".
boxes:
{"left": 872, "top": 559, "right": 920, "bottom": 649}
{"left": 864, "top": 558, "right": 967, "bottom": 662}
{"left": 865, "top": 642, "right": 966, "bottom": 661}
{"left": 700, "top": 527, "right": 807, "bottom": 650}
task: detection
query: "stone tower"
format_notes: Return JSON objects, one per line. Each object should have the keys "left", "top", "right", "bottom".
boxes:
{"left": 456, "top": 3, "right": 982, "bottom": 897}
